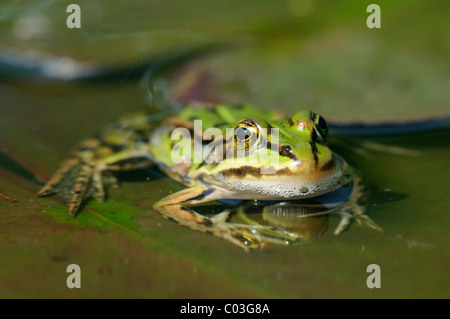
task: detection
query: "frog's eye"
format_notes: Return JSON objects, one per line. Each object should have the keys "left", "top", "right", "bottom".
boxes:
{"left": 311, "top": 113, "right": 328, "bottom": 143}
{"left": 234, "top": 119, "right": 261, "bottom": 152}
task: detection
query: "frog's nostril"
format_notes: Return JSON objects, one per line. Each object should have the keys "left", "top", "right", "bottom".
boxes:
{"left": 280, "top": 145, "right": 292, "bottom": 155}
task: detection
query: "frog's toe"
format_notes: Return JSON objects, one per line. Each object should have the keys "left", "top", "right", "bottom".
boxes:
{"left": 92, "top": 170, "right": 106, "bottom": 203}
{"left": 40, "top": 160, "right": 113, "bottom": 216}
{"left": 67, "top": 164, "right": 96, "bottom": 216}
{"left": 37, "top": 187, "right": 52, "bottom": 197}
{"left": 214, "top": 222, "right": 294, "bottom": 251}
{"left": 68, "top": 165, "right": 121, "bottom": 215}
{"left": 333, "top": 211, "right": 383, "bottom": 235}
{"left": 241, "top": 231, "right": 293, "bottom": 249}
{"left": 37, "top": 159, "right": 81, "bottom": 197}
{"left": 103, "top": 171, "right": 119, "bottom": 189}
{"left": 356, "top": 214, "right": 384, "bottom": 233}
{"left": 334, "top": 212, "right": 352, "bottom": 235}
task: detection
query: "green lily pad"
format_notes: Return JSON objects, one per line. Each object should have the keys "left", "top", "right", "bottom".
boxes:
{"left": 0, "top": 0, "right": 449, "bottom": 299}
{"left": 169, "top": 1, "right": 450, "bottom": 122}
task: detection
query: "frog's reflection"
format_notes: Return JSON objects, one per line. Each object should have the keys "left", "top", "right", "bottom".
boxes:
{"left": 212, "top": 178, "right": 382, "bottom": 249}
{"left": 232, "top": 200, "right": 329, "bottom": 245}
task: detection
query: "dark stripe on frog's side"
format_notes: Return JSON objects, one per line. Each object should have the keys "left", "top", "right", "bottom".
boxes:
{"left": 309, "top": 142, "right": 319, "bottom": 167}
{"left": 310, "top": 112, "right": 328, "bottom": 145}
{"left": 288, "top": 117, "right": 295, "bottom": 127}
{"left": 309, "top": 112, "right": 319, "bottom": 143}
{"left": 309, "top": 111, "right": 317, "bottom": 123}
{"left": 310, "top": 129, "right": 319, "bottom": 145}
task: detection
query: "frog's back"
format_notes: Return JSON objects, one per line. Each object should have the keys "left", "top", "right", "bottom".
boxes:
{"left": 177, "top": 104, "right": 279, "bottom": 129}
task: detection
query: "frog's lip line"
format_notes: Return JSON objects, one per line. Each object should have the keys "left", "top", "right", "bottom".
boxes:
{"left": 201, "top": 154, "right": 347, "bottom": 200}
{"left": 206, "top": 162, "right": 345, "bottom": 199}
{"left": 206, "top": 153, "right": 345, "bottom": 178}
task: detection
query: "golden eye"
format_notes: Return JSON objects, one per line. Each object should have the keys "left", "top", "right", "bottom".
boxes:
{"left": 234, "top": 119, "right": 260, "bottom": 152}
{"left": 235, "top": 126, "right": 251, "bottom": 143}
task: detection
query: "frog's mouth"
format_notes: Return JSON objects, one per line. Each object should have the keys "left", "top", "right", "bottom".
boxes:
{"left": 206, "top": 156, "right": 348, "bottom": 200}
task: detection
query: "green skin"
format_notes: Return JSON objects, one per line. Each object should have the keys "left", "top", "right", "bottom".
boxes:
{"left": 38, "top": 104, "right": 381, "bottom": 251}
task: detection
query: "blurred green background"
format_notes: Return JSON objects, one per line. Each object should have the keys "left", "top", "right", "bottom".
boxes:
{"left": 0, "top": 0, "right": 449, "bottom": 298}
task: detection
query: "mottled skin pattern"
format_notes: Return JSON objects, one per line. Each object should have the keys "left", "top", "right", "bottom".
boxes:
{"left": 38, "top": 104, "right": 381, "bottom": 251}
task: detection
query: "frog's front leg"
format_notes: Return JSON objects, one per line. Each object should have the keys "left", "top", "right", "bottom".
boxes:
{"left": 154, "top": 187, "right": 290, "bottom": 252}
{"left": 38, "top": 137, "right": 151, "bottom": 216}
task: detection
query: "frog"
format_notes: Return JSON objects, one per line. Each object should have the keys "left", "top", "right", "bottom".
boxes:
{"left": 37, "top": 104, "right": 381, "bottom": 251}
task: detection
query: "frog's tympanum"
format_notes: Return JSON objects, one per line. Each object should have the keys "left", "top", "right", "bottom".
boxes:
{"left": 38, "top": 104, "right": 381, "bottom": 251}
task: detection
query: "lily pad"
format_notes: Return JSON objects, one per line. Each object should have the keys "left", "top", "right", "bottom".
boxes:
{"left": 0, "top": 0, "right": 449, "bottom": 299}
{"left": 169, "top": 2, "right": 450, "bottom": 122}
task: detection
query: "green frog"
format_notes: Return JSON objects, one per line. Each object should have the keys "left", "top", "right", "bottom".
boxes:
{"left": 37, "top": 104, "right": 381, "bottom": 251}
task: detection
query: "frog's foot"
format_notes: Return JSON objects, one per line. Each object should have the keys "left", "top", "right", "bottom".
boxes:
{"left": 154, "top": 188, "right": 294, "bottom": 252}
{"left": 37, "top": 139, "right": 102, "bottom": 215}
{"left": 331, "top": 176, "right": 383, "bottom": 235}
{"left": 332, "top": 194, "right": 383, "bottom": 235}
{"left": 37, "top": 138, "right": 150, "bottom": 216}
{"left": 334, "top": 212, "right": 383, "bottom": 236}
{"left": 334, "top": 210, "right": 383, "bottom": 235}
{"left": 210, "top": 211, "right": 296, "bottom": 250}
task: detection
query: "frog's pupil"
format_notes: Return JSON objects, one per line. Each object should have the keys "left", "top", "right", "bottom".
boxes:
{"left": 236, "top": 127, "right": 251, "bottom": 141}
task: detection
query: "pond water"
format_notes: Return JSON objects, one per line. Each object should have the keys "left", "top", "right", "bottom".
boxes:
{"left": 0, "top": 0, "right": 448, "bottom": 298}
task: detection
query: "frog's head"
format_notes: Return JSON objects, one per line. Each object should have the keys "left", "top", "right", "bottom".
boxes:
{"left": 201, "top": 110, "right": 345, "bottom": 200}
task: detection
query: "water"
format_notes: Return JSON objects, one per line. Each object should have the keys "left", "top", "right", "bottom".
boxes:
{"left": 0, "top": 0, "right": 448, "bottom": 298}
